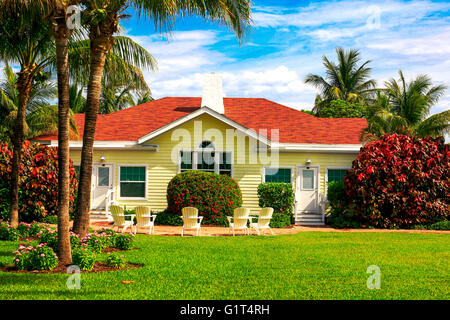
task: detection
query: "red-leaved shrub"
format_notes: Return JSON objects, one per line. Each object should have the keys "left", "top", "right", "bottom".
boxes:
{"left": 345, "top": 134, "right": 449, "bottom": 228}
{"left": 0, "top": 141, "right": 78, "bottom": 222}
{"left": 167, "top": 170, "right": 242, "bottom": 226}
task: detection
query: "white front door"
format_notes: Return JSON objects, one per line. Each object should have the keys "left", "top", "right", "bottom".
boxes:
{"left": 296, "top": 166, "right": 320, "bottom": 213}
{"left": 91, "top": 164, "right": 113, "bottom": 210}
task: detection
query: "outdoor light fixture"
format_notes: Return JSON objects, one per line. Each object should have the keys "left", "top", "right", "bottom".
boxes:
{"left": 100, "top": 155, "right": 106, "bottom": 163}
{"left": 306, "top": 159, "right": 311, "bottom": 165}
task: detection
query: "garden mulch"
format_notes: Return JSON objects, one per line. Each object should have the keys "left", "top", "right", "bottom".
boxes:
{"left": 0, "top": 261, "right": 142, "bottom": 274}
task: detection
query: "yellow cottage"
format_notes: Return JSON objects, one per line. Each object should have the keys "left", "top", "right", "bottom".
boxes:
{"left": 36, "top": 74, "right": 367, "bottom": 225}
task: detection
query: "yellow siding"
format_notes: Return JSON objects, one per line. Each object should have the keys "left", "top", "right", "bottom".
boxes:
{"left": 69, "top": 114, "right": 358, "bottom": 213}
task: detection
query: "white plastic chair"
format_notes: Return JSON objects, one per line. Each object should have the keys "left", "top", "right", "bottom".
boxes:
{"left": 134, "top": 206, "right": 157, "bottom": 235}
{"left": 250, "top": 207, "right": 274, "bottom": 235}
{"left": 180, "top": 207, "right": 203, "bottom": 236}
{"left": 227, "top": 207, "right": 250, "bottom": 236}
{"left": 110, "top": 205, "right": 134, "bottom": 233}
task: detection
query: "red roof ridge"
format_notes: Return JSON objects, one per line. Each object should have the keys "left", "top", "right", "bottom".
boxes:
{"left": 34, "top": 96, "right": 367, "bottom": 144}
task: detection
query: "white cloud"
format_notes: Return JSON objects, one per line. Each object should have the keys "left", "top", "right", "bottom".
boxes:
{"left": 367, "top": 27, "right": 450, "bottom": 56}
{"left": 131, "top": 30, "right": 233, "bottom": 73}
{"left": 253, "top": 0, "right": 450, "bottom": 29}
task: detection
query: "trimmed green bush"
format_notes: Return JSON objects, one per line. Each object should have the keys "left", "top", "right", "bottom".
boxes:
{"left": 269, "top": 213, "right": 291, "bottom": 228}
{"left": 113, "top": 233, "right": 135, "bottom": 250}
{"left": 40, "top": 215, "right": 58, "bottom": 225}
{"left": 154, "top": 209, "right": 182, "bottom": 226}
{"left": 326, "top": 181, "right": 364, "bottom": 229}
{"left": 167, "top": 171, "right": 242, "bottom": 226}
{"left": 428, "top": 220, "right": 450, "bottom": 230}
{"left": 106, "top": 252, "right": 126, "bottom": 268}
{"left": 257, "top": 183, "right": 295, "bottom": 215}
{"left": 72, "top": 247, "right": 96, "bottom": 271}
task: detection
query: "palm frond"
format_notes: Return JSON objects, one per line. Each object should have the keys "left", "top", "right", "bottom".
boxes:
{"left": 130, "top": 0, "right": 253, "bottom": 44}
{"left": 414, "top": 110, "right": 450, "bottom": 138}
{"left": 26, "top": 104, "right": 79, "bottom": 139}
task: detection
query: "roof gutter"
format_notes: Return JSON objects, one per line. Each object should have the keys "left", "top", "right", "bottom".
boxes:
{"left": 271, "top": 143, "right": 362, "bottom": 153}
{"left": 37, "top": 140, "right": 159, "bottom": 151}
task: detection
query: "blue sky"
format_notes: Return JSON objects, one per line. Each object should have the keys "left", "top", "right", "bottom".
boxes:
{"left": 119, "top": 0, "right": 450, "bottom": 115}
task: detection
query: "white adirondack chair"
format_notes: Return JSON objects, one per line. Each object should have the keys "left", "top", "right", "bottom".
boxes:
{"left": 250, "top": 207, "right": 274, "bottom": 235}
{"left": 109, "top": 205, "right": 134, "bottom": 233}
{"left": 181, "top": 207, "right": 203, "bottom": 236}
{"left": 134, "top": 206, "right": 157, "bottom": 235}
{"left": 227, "top": 207, "right": 251, "bottom": 236}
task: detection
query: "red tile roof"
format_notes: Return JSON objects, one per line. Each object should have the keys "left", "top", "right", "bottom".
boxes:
{"left": 36, "top": 97, "right": 367, "bottom": 144}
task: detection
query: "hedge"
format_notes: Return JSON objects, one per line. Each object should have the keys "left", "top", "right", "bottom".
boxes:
{"left": 257, "top": 183, "right": 295, "bottom": 215}
{"left": 167, "top": 171, "right": 242, "bottom": 226}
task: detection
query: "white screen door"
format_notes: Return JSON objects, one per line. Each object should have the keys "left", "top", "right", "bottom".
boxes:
{"left": 296, "top": 166, "right": 319, "bottom": 213}
{"left": 91, "top": 164, "right": 113, "bottom": 210}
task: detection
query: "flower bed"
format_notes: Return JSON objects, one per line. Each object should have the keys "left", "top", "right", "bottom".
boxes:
{"left": 3, "top": 226, "right": 136, "bottom": 272}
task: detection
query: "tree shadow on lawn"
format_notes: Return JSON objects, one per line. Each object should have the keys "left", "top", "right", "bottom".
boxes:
{"left": 0, "top": 251, "right": 13, "bottom": 257}
{"left": 0, "top": 273, "right": 106, "bottom": 298}
{"left": 0, "top": 289, "right": 105, "bottom": 299}
{"left": 0, "top": 272, "right": 66, "bottom": 285}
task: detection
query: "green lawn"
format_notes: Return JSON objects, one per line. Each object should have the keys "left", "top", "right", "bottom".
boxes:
{"left": 0, "top": 232, "right": 448, "bottom": 300}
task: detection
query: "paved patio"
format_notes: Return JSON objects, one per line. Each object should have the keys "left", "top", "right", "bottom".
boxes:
{"left": 89, "top": 220, "right": 450, "bottom": 236}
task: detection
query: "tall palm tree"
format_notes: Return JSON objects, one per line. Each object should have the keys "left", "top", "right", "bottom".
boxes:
{"left": 0, "top": 4, "right": 55, "bottom": 229}
{"left": 1, "top": 0, "right": 81, "bottom": 263}
{"left": 73, "top": 0, "right": 253, "bottom": 236}
{"left": 0, "top": 63, "right": 78, "bottom": 141}
{"left": 45, "top": 0, "right": 79, "bottom": 264}
{"left": 305, "top": 47, "right": 377, "bottom": 114}
{"left": 362, "top": 71, "right": 449, "bottom": 141}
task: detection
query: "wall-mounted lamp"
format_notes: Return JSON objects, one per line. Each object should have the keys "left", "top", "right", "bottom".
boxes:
{"left": 305, "top": 159, "right": 311, "bottom": 165}
{"left": 100, "top": 155, "right": 106, "bottom": 166}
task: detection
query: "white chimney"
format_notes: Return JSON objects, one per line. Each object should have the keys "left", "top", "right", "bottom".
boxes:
{"left": 201, "top": 73, "right": 224, "bottom": 114}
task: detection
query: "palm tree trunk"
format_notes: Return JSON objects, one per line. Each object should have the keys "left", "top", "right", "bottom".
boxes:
{"left": 9, "top": 69, "right": 33, "bottom": 228}
{"left": 73, "top": 36, "right": 111, "bottom": 236}
{"left": 55, "top": 35, "right": 72, "bottom": 264}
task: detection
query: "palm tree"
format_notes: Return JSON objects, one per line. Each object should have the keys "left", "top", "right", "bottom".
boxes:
{"left": 73, "top": 0, "right": 253, "bottom": 236}
{"left": 133, "top": 89, "right": 153, "bottom": 105}
{"left": 67, "top": 34, "right": 156, "bottom": 114}
{"left": 0, "top": 63, "right": 78, "bottom": 141}
{"left": 99, "top": 84, "right": 136, "bottom": 114}
{"left": 1, "top": 0, "right": 82, "bottom": 263}
{"left": 362, "top": 71, "right": 449, "bottom": 141}
{"left": 0, "top": 4, "right": 55, "bottom": 229}
{"left": 305, "top": 47, "right": 377, "bottom": 114}
{"left": 69, "top": 84, "right": 86, "bottom": 113}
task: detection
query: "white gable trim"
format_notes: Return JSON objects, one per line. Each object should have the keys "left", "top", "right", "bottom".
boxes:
{"left": 137, "top": 106, "right": 272, "bottom": 146}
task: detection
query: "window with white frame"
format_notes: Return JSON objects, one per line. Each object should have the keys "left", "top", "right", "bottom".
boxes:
{"left": 119, "top": 166, "right": 146, "bottom": 198}
{"left": 179, "top": 140, "right": 232, "bottom": 176}
{"left": 327, "top": 169, "right": 349, "bottom": 183}
{"left": 263, "top": 167, "right": 292, "bottom": 183}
